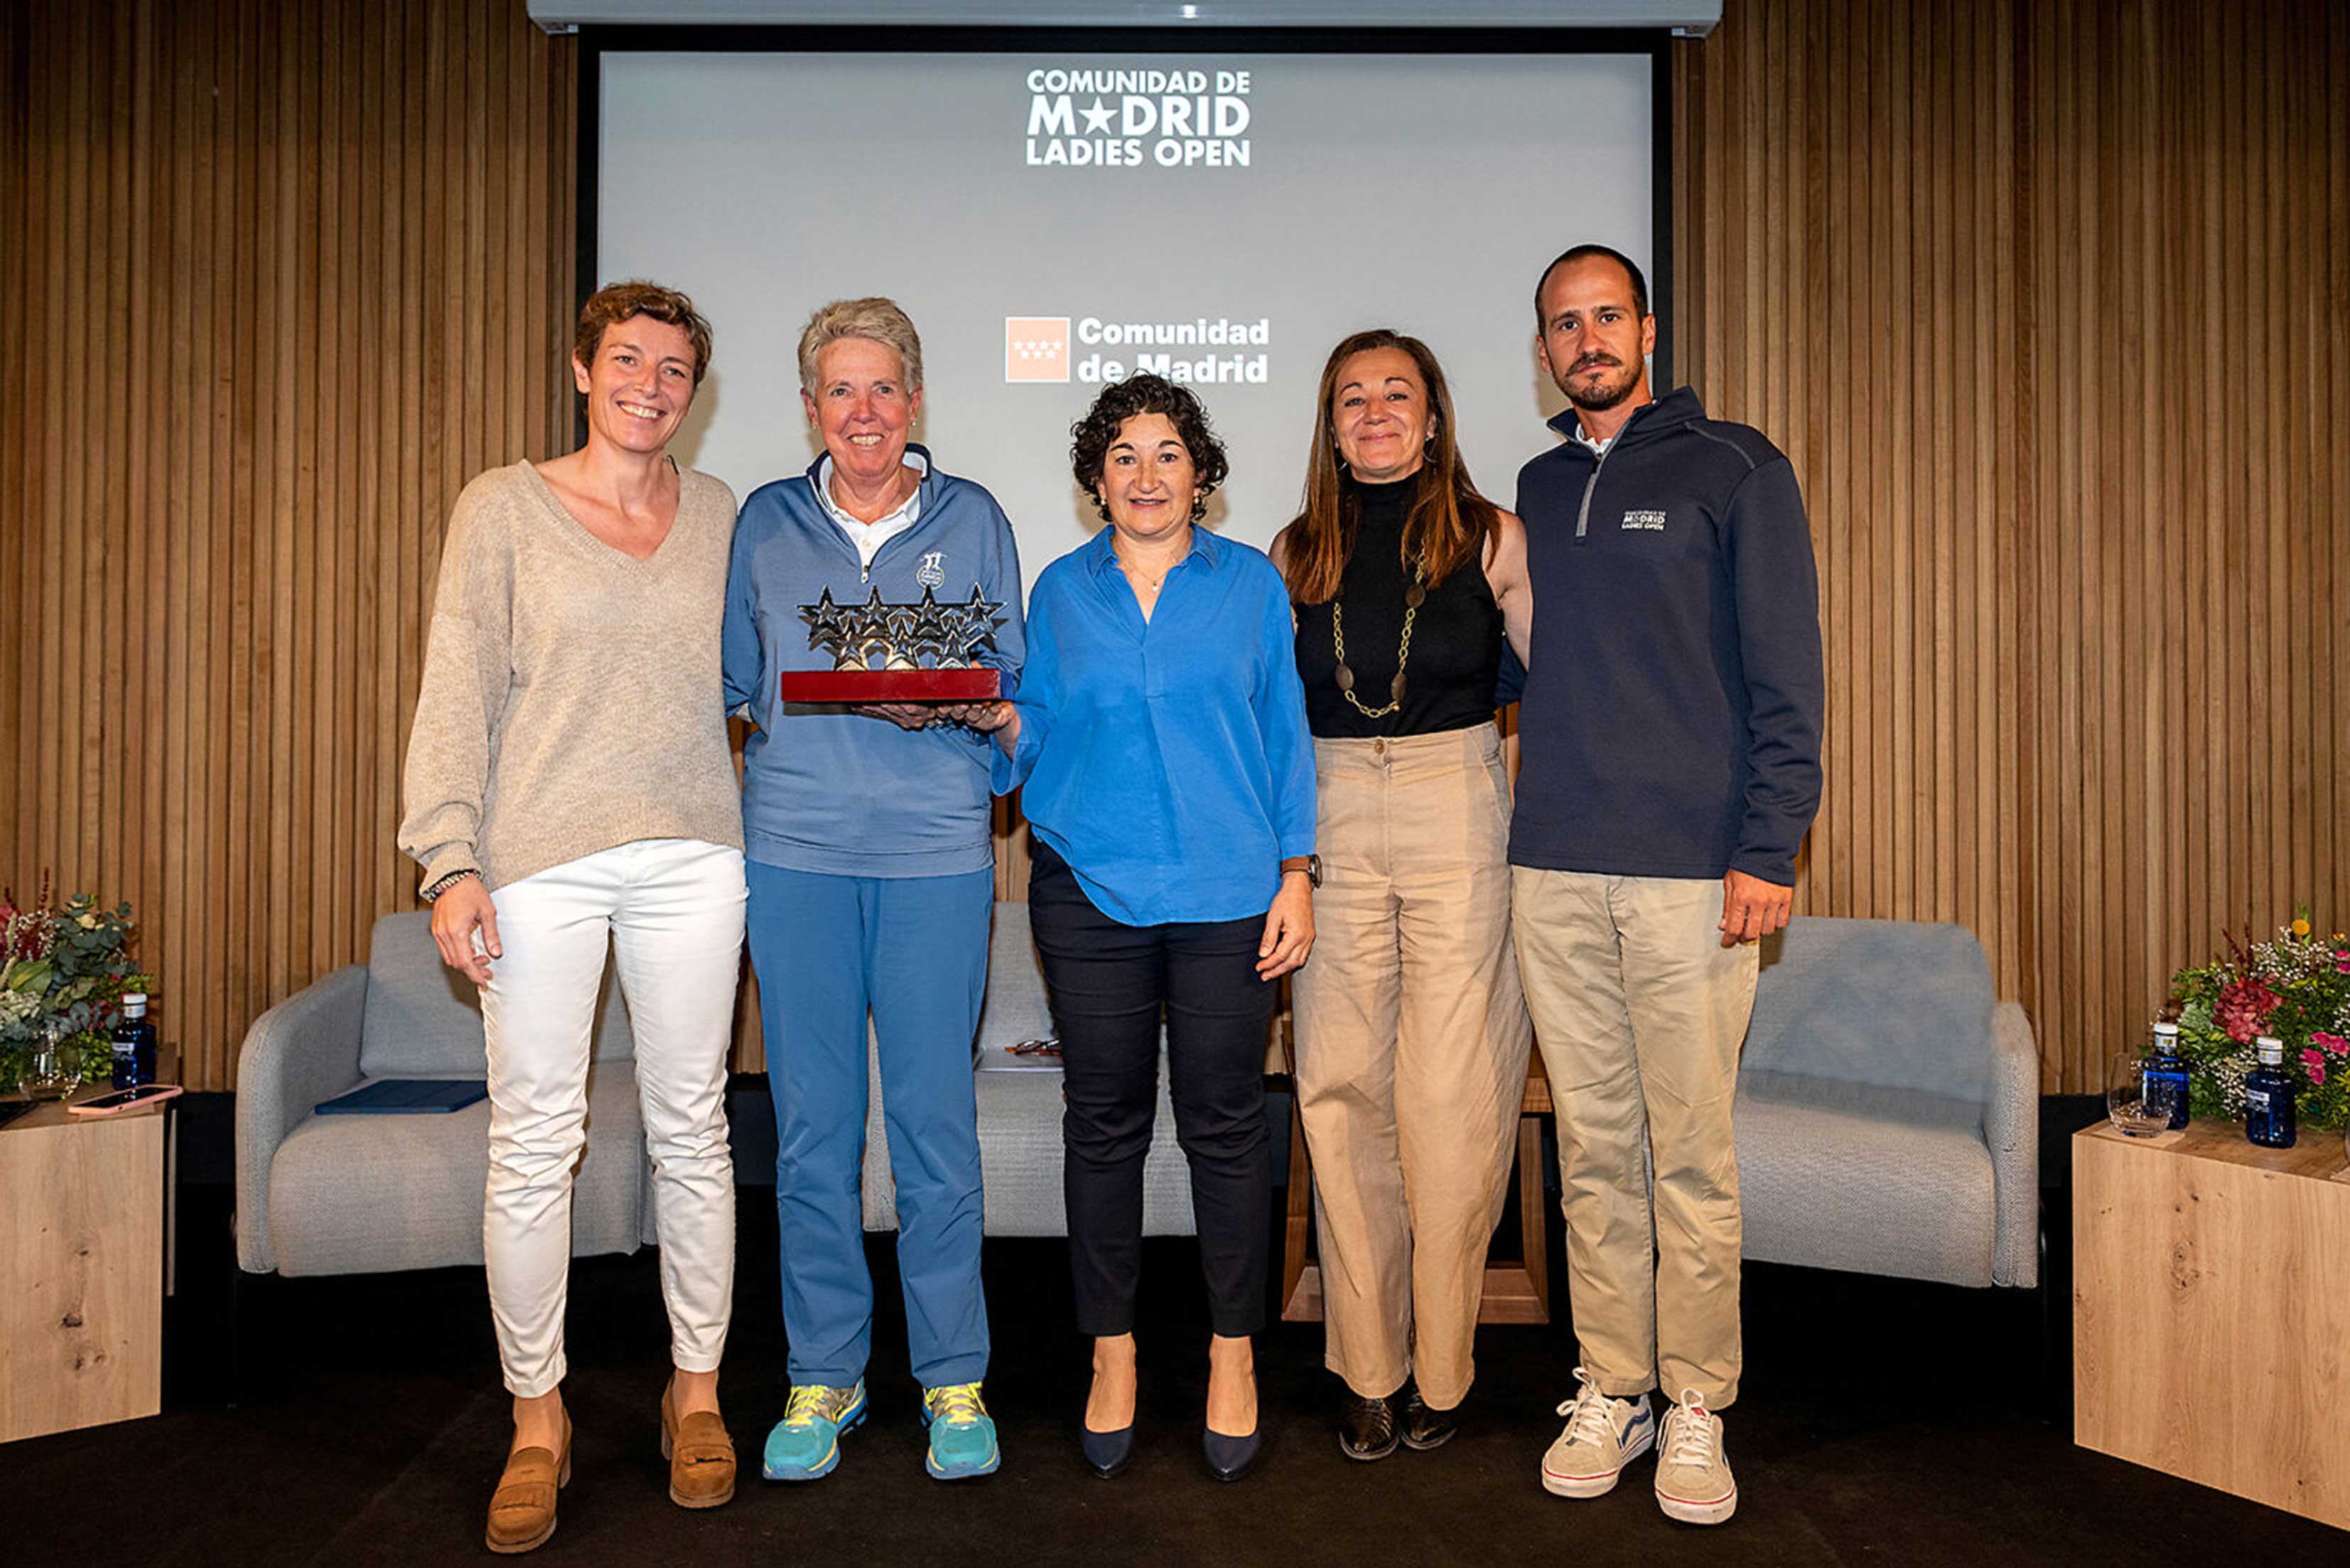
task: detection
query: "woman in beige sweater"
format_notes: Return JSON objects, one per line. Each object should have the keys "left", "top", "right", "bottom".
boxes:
{"left": 398, "top": 280, "right": 746, "bottom": 1553}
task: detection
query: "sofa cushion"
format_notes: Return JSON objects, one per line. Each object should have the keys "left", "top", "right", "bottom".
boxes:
{"left": 860, "top": 1059, "right": 1197, "bottom": 1238}
{"left": 267, "top": 1063, "right": 646, "bottom": 1276}
{"left": 986, "top": 1063, "right": 1194, "bottom": 1238}
{"left": 852, "top": 900, "right": 1195, "bottom": 1236}
{"left": 357, "top": 910, "right": 636, "bottom": 1078}
{"left": 1744, "top": 917, "right": 1994, "bottom": 1103}
{"left": 1734, "top": 1073, "right": 1997, "bottom": 1287}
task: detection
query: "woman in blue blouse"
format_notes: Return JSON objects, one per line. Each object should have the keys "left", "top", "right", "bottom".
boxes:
{"left": 966, "top": 374, "right": 1315, "bottom": 1483}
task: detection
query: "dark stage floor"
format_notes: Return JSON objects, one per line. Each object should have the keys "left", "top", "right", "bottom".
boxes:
{"left": 6, "top": 1112, "right": 2339, "bottom": 1567}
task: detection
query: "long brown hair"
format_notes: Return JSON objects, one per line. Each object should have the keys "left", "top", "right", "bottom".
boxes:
{"left": 1283, "top": 329, "right": 1499, "bottom": 605}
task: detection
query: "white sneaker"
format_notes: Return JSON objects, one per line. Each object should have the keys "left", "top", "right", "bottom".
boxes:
{"left": 1654, "top": 1388, "right": 1737, "bottom": 1525}
{"left": 1539, "top": 1367, "right": 1655, "bottom": 1498}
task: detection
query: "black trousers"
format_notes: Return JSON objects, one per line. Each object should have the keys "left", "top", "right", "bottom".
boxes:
{"left": 1027, "top": 840, "right": 1276, "bottom": 1339}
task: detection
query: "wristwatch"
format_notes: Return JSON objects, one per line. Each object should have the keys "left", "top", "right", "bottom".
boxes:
{"left": 1281, "top": 853, "right": 1324, "bottom": 889}
{"left": 421, "top": 868, "right": 480, "bottom": 904}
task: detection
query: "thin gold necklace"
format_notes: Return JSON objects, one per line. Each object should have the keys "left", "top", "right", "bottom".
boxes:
{"left": 1332, "top": 551, "right": 1427, "bottom": 718}
{"left": 1114, "top": 534, "right": 1187, "bottom": 593}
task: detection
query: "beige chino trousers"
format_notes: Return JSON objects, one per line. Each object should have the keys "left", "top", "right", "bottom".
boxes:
{"left": 1293, "top": 725, "right": 1533, "bottom": 1409}
{"left": 1511, "top": 868, "right": 1758, "bottom": 1409}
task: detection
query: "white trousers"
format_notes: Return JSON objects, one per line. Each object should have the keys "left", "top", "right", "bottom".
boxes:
{"left": 480, "top": 837, "right": 748, "bottom": 1398}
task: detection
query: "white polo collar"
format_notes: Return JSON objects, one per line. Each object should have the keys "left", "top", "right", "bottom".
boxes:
{"left": 814, "top": 450, "right": 929, "bottom": 566}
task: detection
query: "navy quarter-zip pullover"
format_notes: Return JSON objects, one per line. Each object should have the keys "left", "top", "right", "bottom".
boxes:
{"left": 1510, "top": 386, "right": 1824, "bottom": 885}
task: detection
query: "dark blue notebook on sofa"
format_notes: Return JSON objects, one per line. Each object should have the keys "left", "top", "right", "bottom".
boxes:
{"left": 316, "top": 1079, "right": 488, "bottom": 1115}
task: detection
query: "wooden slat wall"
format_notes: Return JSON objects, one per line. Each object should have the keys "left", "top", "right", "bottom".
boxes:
{"left": 1676, "top": 0, "right": 2349, "bottom": 1089}
{"left": 4, "top": 0, "right": 2343, "bottom": 1091}
{"left": 0, "top": 0, "right": 573, "bottom": 1090}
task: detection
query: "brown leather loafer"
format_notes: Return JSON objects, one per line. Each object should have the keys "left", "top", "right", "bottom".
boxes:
{"left": 661, "top": 1379, "right": 737, "bottom": 1509}
{"left": 485, "top": 1417, "right": 571, "bottom": 1555}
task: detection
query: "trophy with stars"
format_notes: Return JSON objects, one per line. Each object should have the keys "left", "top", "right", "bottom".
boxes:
{"left": 777, "top": 584, "right": 1007, "bottom": 703}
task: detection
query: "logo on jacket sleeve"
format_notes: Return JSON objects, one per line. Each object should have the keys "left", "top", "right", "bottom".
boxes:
{"left": 1621, "top": 509, "right": 1667, "bottom": 531}
{"left": 917, "top": 551, "right": 946, "bottom": 589}
{"left": 1006, "top": 317, "right": 1072, "bottom": 382}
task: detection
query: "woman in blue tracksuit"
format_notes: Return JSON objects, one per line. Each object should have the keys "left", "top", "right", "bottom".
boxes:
{"left": 721, "top": 297, "right": 1023, "bottom": 1486}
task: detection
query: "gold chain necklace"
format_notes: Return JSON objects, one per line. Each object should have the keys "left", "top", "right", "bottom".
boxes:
{"left": 1332, "top": 551, "right": 1427, "bottom": 718}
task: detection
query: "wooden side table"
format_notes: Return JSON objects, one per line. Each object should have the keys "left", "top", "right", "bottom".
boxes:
{"left": 2073, "top": 1118, "right": 2350, "bottom": 1530}
{"left": 0, "top": 1084, "right": 173, "bottom": 1444}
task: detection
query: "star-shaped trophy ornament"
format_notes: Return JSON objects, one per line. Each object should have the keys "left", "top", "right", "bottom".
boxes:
{"left": 779, "top": 584, "right": 1006, "bottom": 703}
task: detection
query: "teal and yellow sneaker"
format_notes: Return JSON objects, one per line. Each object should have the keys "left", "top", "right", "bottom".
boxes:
{"left": 762, "top": 1380, "right": 867, "bottom": 1481}
{"left": 921, "top": 1383, "right": 1001, "bottom": 1481}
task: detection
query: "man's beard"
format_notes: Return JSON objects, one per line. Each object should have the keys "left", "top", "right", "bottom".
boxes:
{"left": 1561, "top": 355, "right": 1639, "bottom": 411}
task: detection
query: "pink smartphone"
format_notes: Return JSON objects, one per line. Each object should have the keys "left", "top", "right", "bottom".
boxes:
{"left": 66, "top": 1083, "right": 183, "bottom": 1117}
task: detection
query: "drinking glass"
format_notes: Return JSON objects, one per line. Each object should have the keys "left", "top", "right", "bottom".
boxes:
{"left": 2107, "top": 1050, "right": 2177, "bottom": 1138}
{"left": 17, "top": 1022, "right": 82, "bottom": 1101}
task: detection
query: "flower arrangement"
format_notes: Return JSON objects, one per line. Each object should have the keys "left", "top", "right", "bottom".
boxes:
{"left": 0, "top": 875, "right": 153, "bottom": 1090}
{"left": 2162, "top": 907, "right": 2350, "bottom": 1131}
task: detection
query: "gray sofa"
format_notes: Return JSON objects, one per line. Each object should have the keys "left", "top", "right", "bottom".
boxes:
{"left": 235, "top": 912, "right": 650, "bottom": 1276}
{"left": 1734, "top": 917, "right": 2039, "bottom": 1288}
{"left": 237, "top": 907, "right": 2032, "bottom": 1292}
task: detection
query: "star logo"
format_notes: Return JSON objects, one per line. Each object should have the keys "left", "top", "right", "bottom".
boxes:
{"left": 1081, "top": 97, "right": 1116, "bottom": 135}
{"left": 1004, "top": 316, "right": 1071, "bottom": 383}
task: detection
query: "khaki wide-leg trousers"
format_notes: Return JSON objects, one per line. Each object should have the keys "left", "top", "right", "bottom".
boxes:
{"left": 1511, "top": 868, "right": 1759, "bottom": 1409}
{"left": 1293, "top": 725, "right": 1532, "bottom": 1409}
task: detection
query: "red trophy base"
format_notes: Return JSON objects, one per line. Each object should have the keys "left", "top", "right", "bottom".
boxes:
{"left": 777, "top": 667, "right": 1001, "bottom": 704}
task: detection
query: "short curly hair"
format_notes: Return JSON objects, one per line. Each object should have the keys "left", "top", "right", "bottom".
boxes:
{"left": 574, "top": 279, "right": 712, "bottom": 386}
{"left": 1069, "top": 374, "right": 1229, "bottom": 524}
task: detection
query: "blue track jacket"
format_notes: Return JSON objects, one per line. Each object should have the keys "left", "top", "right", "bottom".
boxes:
{"left": 723, "top": 446, "right": 1025, "bottom": 877}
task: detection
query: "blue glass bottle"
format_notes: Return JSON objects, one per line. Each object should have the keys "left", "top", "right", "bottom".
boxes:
{"left": 2243, "top": 1034, "right": 2296, "bottom": 1150}
{"left": 110, "top": 992, "right": 157, "bottom": 1090}
{"left": 2145, "top": 1022, "right": 2190, "bottom": 1129}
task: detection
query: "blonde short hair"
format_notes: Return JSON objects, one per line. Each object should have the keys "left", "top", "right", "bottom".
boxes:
{"left": 796, "top": 297, "right": 924, "bottom": 396}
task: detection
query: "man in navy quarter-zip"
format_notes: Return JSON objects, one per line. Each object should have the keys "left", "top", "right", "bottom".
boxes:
{"left": 1511, "top": 245, "right": 1823, "bottom": 1528}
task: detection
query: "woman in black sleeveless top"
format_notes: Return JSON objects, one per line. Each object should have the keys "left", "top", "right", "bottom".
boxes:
{"left": 1271, "top": 330, "right": 1534, "bottom": 1462}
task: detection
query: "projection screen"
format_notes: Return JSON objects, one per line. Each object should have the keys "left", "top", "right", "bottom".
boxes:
{"left": 594, "top": 42, "right": 1659, "bottom": 585}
